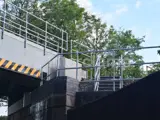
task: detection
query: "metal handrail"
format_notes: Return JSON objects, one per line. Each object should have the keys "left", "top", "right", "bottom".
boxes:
{"left": 0, "top": 19, "right": 59, "bottom": 48}
{"left": 6, "top": 1, "right": 67, "bottom": 33}
{"left": 0, "top": 0, "right": 68, "bottom": 54}
{"left": 1, "top": 9, "right": 65, "bottom": 42}
{"left": 41, "top": 45, "right": 160, "bottom": 82}
{"left": 80, "top": 78, "right": 141, "bottom": 83}
{"left": 79, "top": 78, "right": 140, "bottom": 92}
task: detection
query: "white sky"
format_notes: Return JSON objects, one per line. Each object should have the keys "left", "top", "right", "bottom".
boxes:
{"left": 0, "top": 107, "right": 7, "bottom": 116}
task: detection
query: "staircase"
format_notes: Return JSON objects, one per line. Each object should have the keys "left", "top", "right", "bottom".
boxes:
{"left": 98, "top": 80, "right": 121, "bottom": 91}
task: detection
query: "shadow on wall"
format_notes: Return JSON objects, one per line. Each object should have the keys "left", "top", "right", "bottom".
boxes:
{"left": 68, "top": 71, "right": 160, "bottom": 120}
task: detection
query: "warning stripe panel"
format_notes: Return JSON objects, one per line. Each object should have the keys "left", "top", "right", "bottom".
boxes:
{"left": 12, "top": 63, "right": 19, "bottom": 71}
{"left": 30, "top": 68, "right": 37, "bottom": 76}
{"left": 18, "top": 65, "right": 25, "bottom": 72}
{"left": 0, "top": 58, "right": 41, "bottom": 78}
{"left": 0, "top": 59, "right": 6, "bottom": 67}
{"left": 24, "top": 67, "right": 31, "bottom": 74}
{"left": 35, "top": 71, "right": 41, "bottom": 77}
{"left": 5, "top": 61, "right": 12, "bottom": 69}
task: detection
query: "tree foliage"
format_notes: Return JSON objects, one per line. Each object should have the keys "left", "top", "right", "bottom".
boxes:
{"left": 4, "top": 0, "right": 148, "bottom": 78}
{"left": 3, "top": 0, "right": 159, "bottom": 79}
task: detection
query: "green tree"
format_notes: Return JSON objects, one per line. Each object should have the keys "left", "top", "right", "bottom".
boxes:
{"left": 100, "top": 27, "right": 145, "bottom": 78}
{"left": 4, "top": 0, "right": 147, "bottom": 79}
{"left": 40, "top": 0, "right": 85, "bottom": 40}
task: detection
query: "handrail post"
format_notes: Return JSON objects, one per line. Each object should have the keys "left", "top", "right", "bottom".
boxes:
{"left": 90, "top": 53, "right": 93, "bottom": 80}
{"left": 40, "top": 68, "right": 44, "bottom": 86}
{"left": 57, "top": 43, "right": 59, "bottom": 53}
{"left": 71, "top": 40, "right": 73, "bottom": 59}
{"left": 24, "top": 12, "right": 28, "bottom": 48}
{"left": 76, "top": 51, "right": 79, "bottom": 80}
{"left": 66, "top": 32, "right": 68, "bottom": 51}
{"left": 44, "top": 21, "right": 47, "bottom": 56}
{"left": 113, "top": 51, "right": 116, "bottom": 80}
{"left": 48, "top": 62, "right": 50, "bottom": 81}
{"left": 113, "top": 81, "right": 115, "bottom": 91}
{"left": 1, "top": 0, "right": 6, "bottom": 40}
{"left": 37, "top": 33, "right": 39, "bottom": 44}
{"left": 61, "top": 30, "right": 63, "bottom": 53}
{"left": 120, "top": 55, "right": 124, "bottom": 89}
{"left": 19, "top": 25, "right": 21, "bottom": 36}
{"left": 56, "top": 55, "right": 59, "bottom": 77}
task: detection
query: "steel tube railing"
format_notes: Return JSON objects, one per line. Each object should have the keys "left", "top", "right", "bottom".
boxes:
{"left": 0, "top": 1, "right": 68, "bottom": 53}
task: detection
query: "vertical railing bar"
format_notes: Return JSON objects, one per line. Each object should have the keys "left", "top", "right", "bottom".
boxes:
{"left": 90, "top": 53, "right": 93, "bottom": 80}
{"left": 24, "top": 12, "right": 28, "bottom": 48}
{"left": 57, "top": 43, "right": 59, "bottom": 53}
{"left": 113, "top": 51, "right": 116, "bottom": 80}
{"left": 40, "top": 68, "right": 44, "bottom": 86}
{"left": 19, "top": 25, "right": 21, "bottom": 36}
{"left": 37, "top": 33, "right": 39, "bottom": 44}
{"left": 56, "top": 55, "right": 59, "bottom": 77}
{"left": 71, "top": 40, "right": 73, "bottom": 59}
{"left": 76, "top": 51, "right": 79, "bottom": 80}
{"left": 66, "top": 33, "right": 68, "bottom": 51}
{"left": 44, "top": 21, "right": 47, "bottom": 56}
{"left": 61, "top": 30, "right": 63, "bottom": 53}
{"left": 120, "top": 55, "right": 124, "bottom": 89}
{"left": 1, "top": 0, "right": 6, "bottom": 40}
{"left": 113, "top": 81, "right": 115, "bottom": 91}
{"left": 48, "top": 62, "right": 50, "bottom": 81}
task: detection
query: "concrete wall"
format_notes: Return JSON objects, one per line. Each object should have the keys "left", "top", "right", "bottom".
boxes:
{"left": 0, "top": 31, "right": 87, "bottom": 80}
{"left": 59, "top": 57, "right": 87, "bottom": 81}
{"left": 0, "top": 31, "right": 57, "bottom": 71}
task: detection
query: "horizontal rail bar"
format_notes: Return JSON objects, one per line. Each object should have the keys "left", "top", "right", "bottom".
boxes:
{"left": 80, "top": 78, "right": 141, "bottom": 83}
{"left": 41, "top": 54, "right": 60, "bottom": 68}
{"left": 53, "top": 61, "right": 160, "bottom": 71}
{"left": 72, "top": 40, "right": 89, "bottom": 49}
{"left": 1, "top": 10, "right": 67, "bottom": 44}
{"left": 61, "top": 46, "right": 160, "bottom": 55}
{"left": 6, "top": 1, "right": 67, "bottom": 33}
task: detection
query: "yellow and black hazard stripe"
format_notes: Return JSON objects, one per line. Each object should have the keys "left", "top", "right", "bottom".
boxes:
{"left": 0, "top": 58, "right": 41, "bottom": 78}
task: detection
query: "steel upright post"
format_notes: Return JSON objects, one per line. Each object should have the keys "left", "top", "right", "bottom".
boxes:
{"left": 1, "top": 0, "right": 6, "bottom": 40}
{"left": 76, "top": 51, "right": 79, "bottom": 80}
{"left": 24, "top": 12, "right": 28, "bottom": 48}
{"left": 44, "top": 21, "right": 47, "bottom": 55}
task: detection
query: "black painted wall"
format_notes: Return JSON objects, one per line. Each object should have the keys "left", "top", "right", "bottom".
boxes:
{"left": 68, "top": 71, "right": 160, "bottom": 120}
{"left": 75, "top": 92, "right": 112, "bottom": 107}
{"left": 8, "top": 76, "right": 79, "bottom": 120}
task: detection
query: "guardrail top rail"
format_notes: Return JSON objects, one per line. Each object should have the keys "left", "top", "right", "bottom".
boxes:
{"left": 0, "top": 0, "right": 68, "bottom": 55}
{"left": 41, "top": 45, "right": 160, "bottom": 82}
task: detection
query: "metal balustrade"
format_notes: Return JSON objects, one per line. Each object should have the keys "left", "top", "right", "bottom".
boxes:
{"left": 0, "top": 0, "right": 68, "bottom": 55}
{"left": 79, "top": 78, "right": 141, "bottom": 92}
{"left": 41, "top": 46, "right": 160, "bottom": 90}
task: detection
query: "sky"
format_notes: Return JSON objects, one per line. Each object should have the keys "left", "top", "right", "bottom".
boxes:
{"left": 0, "top": 0, "right": 160, "bottom": 116}
{"left": 77, "top": 0, "right": 160, "bottom": 62}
